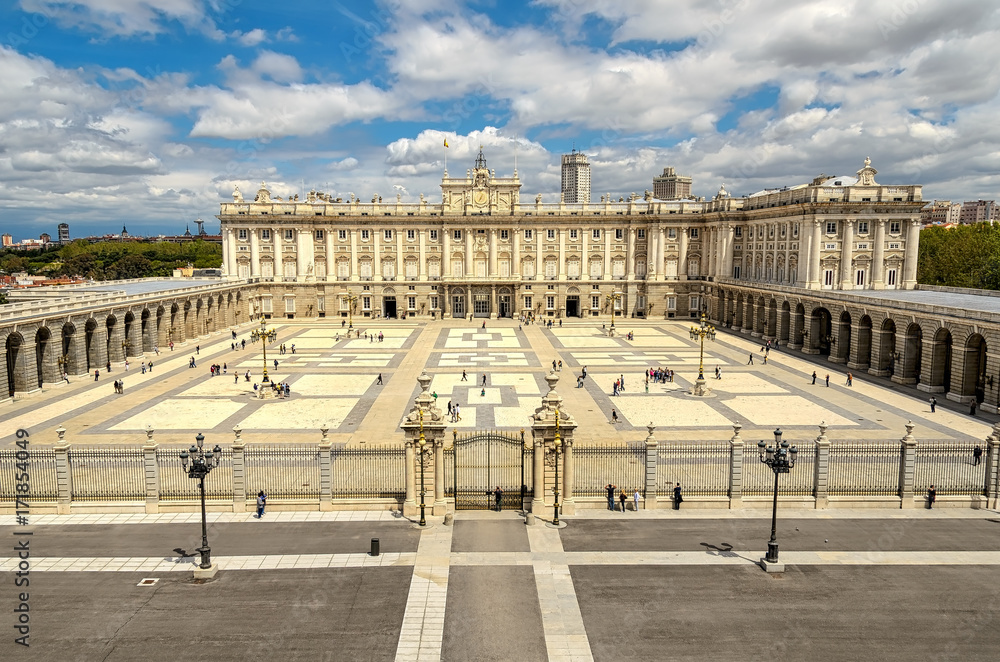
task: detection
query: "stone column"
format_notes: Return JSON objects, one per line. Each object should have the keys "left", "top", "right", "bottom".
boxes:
{"left": 318, "top": 424, "right": 333, "bottom": 511}
{"left": 902, "top": 219, "right": 920, "bottom": 289}
{"left": 536, "top": 229, "right": 544, "bottom": 281}
{"left": 232, "top": 426, "right": 246, "bottom": 513}
{"left": 724, "top": 224, "right": 735, "bottom": 278}
{"left": 250, "top": 229, "right": 261, "bottom": 278}
{"left": 562, "top": 437, "right": 575, "bottom": 515}
{"left": 325, "top": 228, "right": 335, "bottom": 282}
{"left": 644, "top": 424, "right": 658, "bottom": 510}
{"left": 350, "top": 229, "right": 359, "bottom": 280}
{"left": 227, "top": 229, "right": 238, "bottom": 277}
{"left": 12, "top": 341, "right": 40, "bottom": 396}
{"left": 512, "top": 230, "right": 521, "bottom": 278}
{"left": 729, "top": 422, "right": 744, "bottom": 509}
{"left": 400, "top": 371, "right": 448, "bottom": 517}
{"left": 626, "top": 228, "right": 635, "bottom": 280}
{"left": 678, "top": 226, "right": 689, "bottom": 281}
{"left": 490, "top": 228, "right": 498, "bottom": 278}
{"left": 465, "top": 230, "right": 473, "bottom": 277}
{"left": 872, "top": 220, "right": 886, "bottom": 289}
{"left": 985, "top": 425, "right": 1000, "bottom": 510}
{"left": 530, "top": 371, "right": 577, "bottom": 520}
{"left": 809, "top": 220, "right": 822, "bottom": 288}
{"left": 443, "top": 229, "right": 452, "bottom": 277}
{"left": 840, "top": 219, "right": 854, "bottom": 290}
{"left": 143, "top": 425, "right": 159, "bottom": 514}
{"left": 221, "top": 227, "right": 231, "bottom": 276}
{"left": 54, "top": 427, "right": 72, "bottom": 514}
{"left": 419, "top": 230, "right": 427, "bottom": 280}
{"left": 898, "top": 421, "right": 917, "bottom": 508}
{"left": 373, "top": 229, "right": 382, "bottom": 280}
{"left": 604, "top": 229, "right": 613, "bottom": 280}
{"left": 531, "top": 435, "right": 546, "bottom": 519}
{"left": 813, "top": 422, "right": 830, "bottom": 509}
{"left": 107, "top": 320, "right": 125, "bottom": 364}
{"left": 558, "top": 229, "right": 566, "bottom": 280}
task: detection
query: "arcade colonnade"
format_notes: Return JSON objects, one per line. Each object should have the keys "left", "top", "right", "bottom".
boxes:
{"left": 712, "top": 281, "right": 999, "bottom": 413}
{"left": 3, "top": 287, "right": 252, "bottom": 401}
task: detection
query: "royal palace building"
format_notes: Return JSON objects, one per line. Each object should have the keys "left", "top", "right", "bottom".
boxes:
{"left": 218, "top": 152, "right": 923, "bottom": 323}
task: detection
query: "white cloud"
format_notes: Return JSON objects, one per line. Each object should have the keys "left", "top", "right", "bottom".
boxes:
{"left": 20, "top": 0, "right": 212, "bottom": 38}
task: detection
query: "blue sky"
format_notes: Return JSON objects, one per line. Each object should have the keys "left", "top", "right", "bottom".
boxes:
{"left": 1, "top": 0, "right": 999, "bottom": 238}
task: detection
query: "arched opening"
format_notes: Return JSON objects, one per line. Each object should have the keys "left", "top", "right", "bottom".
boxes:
{"left": 929, "top": 327, "right": 952, "bottom": 393}
{"left": 140, "top": 309, "right": 151, "bottom": 353}
{"left": 792, "top": 303, "right": 805, "bottom": 347}
{"left": 61, "top": 323, "right": 76, "bottom": 375}
{"left": 734, "top": 294, "right": 744, "bottom": 329}
{"left": 84, "top": 318, "right": 97, "bottom": 371}
{"left": 124, "top": 311, "right": 136, "bottom": 357}
{"left": 106, "top": 314, "right": 121, "bottom": 364}
{"left": 833, "top": 311, "right": 851, "bottom": 363}
{"left": 766, "top": 299, "right": 778, "bottom": 338}
{"left": 779, "top": 301, "right": 791, "bottom": 344}
{"left": 808, "top": 307, "right": 833, "bottom": 355}
{"left": 854, "top": 315, "right": 872, "bottom": 370}
{"left": 755, "top": 296, "right": 766, "bottom": 335}
{"left": 745, "top": 296, "right": 756, "bottom": 332}
{"left": 34, "top": 326, "right": 52, "bottom": 388}
{"left": 5, "top": 333, "right": 24, "bottom": 397}
{"left": 963, "top": 333, "right": 987, "bottom": 403}
{"left": 877, "top": 318, "right": 897, "bottom": 376}
{"left": 900, "top": 323, "right": 923, "bottom": 384}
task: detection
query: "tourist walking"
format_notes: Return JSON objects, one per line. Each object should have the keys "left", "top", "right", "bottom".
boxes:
{"left": 973, "top": 445, "right": 983, "bottom": 466}
{"left": 811, "top": 371, "right": 817, "bottom": 385}
{"left": 256, "top": 490, "right": 267, "bottom": 518}
{"left": 929, "top": 397, "right": 937, "bottom": 413}
{"left": 633, "top": 489, "right": 640, "bottom": 512}
{"left": 825, "top": 374, "right": 830, "bottom": 387}
{"left": 673, "top": 483, "right": 683, "bottom": 510}
{"left": 611, "top": 409, "right": 619, "bottom": 424}
{"left": 376, "top": 373, "right": 383, "bottom": 385}
{"left": 605, "top": 483, "right": 617, "bottom": 510}
{"left": 715, "top": 366, "right": 721, "bottom": 379}
{"left": 846, "top": 373, "right": 853, "bottom": 386}
{"left": 494, "top": 486, "right": 503, "bottom": 511}
{"left": 461, "top": 370, "right": 468, "bottom": 381}
{"left": 94, "top": 369, "right": 99, "bottom": 381}
{"left": 747, "top": 353, "right": 754, "bottom": 365}
{"left": 619, "top": 489, "right": 627, "bottom": 513}
{"left": 927, "top": 485, "right": 936, "bottom": 509}
{"left": 482, "top": 373, "right": 487, "bottom": 386}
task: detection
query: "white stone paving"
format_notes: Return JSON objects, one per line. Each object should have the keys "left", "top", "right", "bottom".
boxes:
{"left": 613, "top": 397, "right": 735, "bottom": 427}
{"left": 394, "top": 523, "right": 453, "bottom": 662}
{"left": 437, "top": 352, "right": 529, "bottom": 366}
{"left": 725, "top": 395, "right": 858, "bottom": 426}
{"left": 527, "top": 525, "right": 594, "bottom": 662}
{"left": 237, "top": 398, "right": 359, "bottom": 429}
{"left": 292, "top": 374, "right": 374, "bottom": 396}
{"left": 110, "top": 399, "right": 249, "bottom": 431}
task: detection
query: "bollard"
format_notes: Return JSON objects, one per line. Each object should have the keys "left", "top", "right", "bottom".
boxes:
{"left": 370, "top": 538, "right": 380, "bottom": 556}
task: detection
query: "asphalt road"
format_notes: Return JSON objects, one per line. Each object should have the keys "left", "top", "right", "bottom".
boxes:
{"left": 450, "top": 520, "right": 530, "bottom": 552}
{"left": 0, "top": 521, "right": 420, "bottom": 558}
{"left": 571, "top": 564, "right": 1000, "bottom": 662}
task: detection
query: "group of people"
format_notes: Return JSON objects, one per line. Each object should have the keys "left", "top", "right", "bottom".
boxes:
{"left": 208, "top": 363, "right": 227, "bottom": 376}
{"left": 604, "top": 483, "right": 642, "bottom": 512}
{"left": 231, "top": 339, "right": 247, "bottom": 351}
{"left": 277, "top": 343, "right": 295, "bottom": 354}
{"left": 648, "top": 367, "right": 674, "bottom": 383}
{"left": 612, "top": 374, "right": 626, "bottom": 396}
{"left": 447, "top": 401, "right": 462, "bottom": 422}
{"left": 112, "top": 379, "right": 125, "bottom": 394}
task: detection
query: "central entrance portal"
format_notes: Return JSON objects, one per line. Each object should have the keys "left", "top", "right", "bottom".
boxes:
{"left": 473, "top": 287, "right": 491, "bottom": 318}
{"left": 383, "top": 296, "right": 397, "bottom": 318}
{"left": 448, "top": 430, "right": 532, "bottom": 510}
{"left": 566, "top": 296, "right": 579, "bottom": 318}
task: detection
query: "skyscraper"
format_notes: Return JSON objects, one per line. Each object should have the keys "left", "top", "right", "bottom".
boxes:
{"left": 561, "top": 150, "right": 590, "bottom": 203}
{"left": 58, "top": 223, "right": 70, "bottom": 243}
{"left": 653, "top": 167, "right": 693, "bottom": 200}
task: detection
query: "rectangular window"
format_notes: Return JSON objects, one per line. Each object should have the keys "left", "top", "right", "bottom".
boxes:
{"left": 408, "top": 296, "right": 416, "bottom": 310}
{"left": 689, "top": 228, "right": 699, "bottom": 239}
{"left": 261, "top": 229, "right": 270, "bottom": 240}
{"left": 888, "top": 242, "right": 901, "bottom": 249}
{"left": 361, "top": 229, "right": 370, "bottom": 240}
{"left": 855, "top": 270, "right": 866, "bottom": 286}
{"left": 592, "top": 229, "right": 601, "bottom": 240}
{"left": 667, "top": 297, "right": 676, "bottom": 311}
{"left": 524, "top": 295, "right": 532, "bottom": 310}
{"left": 262, "top": 298, "right": 273, "bottom": 313}
{"left": 858, "top": 221, "right": 869, "bottom": 234}
{"left": 284, "top": 297, "right": 295, "bottom": 313}
{"left": 338, "top": 230, "right": 346, "bottom": 240}
{"left": 668, "top": 228, "right": 677, "bottom": 239}
{"left": 545, "top": 261, "right": 557, "bottom": 278}
{"left": 500, "top": 229, "right": 509, "bottom": 240}
{"left": 284, "top": 229, "right": 294, "bottom": 241}
{"left": 431, "top": 296, "right": 439, "bottom": 310}
{"left": 407, "top": 229, "right": 415, "bottom": 240}
{"left": 824, "top": 269, "right": 834, "bottom": 286}
{"left": 857, "top": 243, "right": 868, "bottom": 250}
{"left": 337, "top": 261, "right": 349, "bottom": 278}
{"left": 590, "top": 260, "right": 602, "bottom": 278}
{"left": 826, "top": 222, "right": 837, "bottom": 234}
{"left": 734, "top": 227, "right": 742, "bottom": 237}
{"left": 689, "top": 296, "right": 700, "bottom": 311}
{"left": 887, "top": 269, "right": 897, "bottom": 286}
{"left": 546, "top": 295, "right": 555, "bottom": 310}
{"left": 362, "top": 296, "right": 371, "bottom": 310}
{"left": 238, "top": 229, "right": 247, "bottom": 240}
{"left": 825, "top": 243, "right": 837, "bottom": 250}
{"left": 889, "top": 221, "right": 901, "bottom": 234}
{"left": 452, "top": 259, "right": 464, "bottom": 277}
{"left": 569, "top": 229, "right": 578, "bottom": 240}
{"left": 524, "top": 229, "right": 533, "bottom": 240}
{"left": 454, "top": 229, "right": 462, "bottom": 240}
{"left": 733, "top": 265, "right": 741, "bottom": 279}
{"left": 406, "top": 261, "right": 418, "bottom": 279}
{"left": 615, "top": 228, "right": 623, "bottom": 240}
{"left": 430, "top": 230, "right": 438, "bottom": 240}
{"left": 384, "top": 229, "right": 393, "bottom": 241}
{"left": 547, "top": 229, "right": 555, "bottom": 240}
{"left": 592, "top": 296, "right": 600, "bottom": 309}
{"left": 428, "top": 261, "right": 440, "bottom": 278}
{"left": 637, "top": 229, "right": 645, "bottom": 239}
{"left": 315, "top": 229, "right": 324, "bottom": 240}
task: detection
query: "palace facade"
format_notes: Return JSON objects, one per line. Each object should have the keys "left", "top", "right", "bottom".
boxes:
{"left": 218, "top": 152, "right": 923, "bottom": 322}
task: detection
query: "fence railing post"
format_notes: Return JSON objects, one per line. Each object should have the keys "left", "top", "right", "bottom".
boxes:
{"left": 814, "top": 421, "right": 830, "bottom": 509}
{"left": 985, "top": 423, "right": 1000, "bottom": 509}
{"left": 728, "top": 422, "right": 743, "bottom": 509}
{"left": 143, "top": 425, "right": 159, "bottom": 514}
{"left": 232, "top": 425, "right": 246, "bottom": 513}
{"left": 644, "top": 424, "right": 658, "bottom": 510}
{"left": 54, "top": 426, "right": 72, "bottom": 514}
{"left": 319, "top": 424, "right": 333, "bottom": 512}
{"left": 898, "top": 421, "right": 917, "bottom": 508}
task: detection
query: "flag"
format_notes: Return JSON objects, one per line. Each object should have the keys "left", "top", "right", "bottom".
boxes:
{"left": 443, "top": 138, "right": 449, "bottom": 148}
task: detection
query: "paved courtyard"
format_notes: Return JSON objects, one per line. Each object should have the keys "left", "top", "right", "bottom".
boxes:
{"left": 1, "top": 317, "right": 995, "bottom": 449}
{"left": 3, "top": 509, "right": 1000, "bottom": 661}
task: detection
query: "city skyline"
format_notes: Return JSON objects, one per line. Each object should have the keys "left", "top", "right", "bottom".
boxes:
{"left": 1, "top": 0, "right": 999, "bottom": 235}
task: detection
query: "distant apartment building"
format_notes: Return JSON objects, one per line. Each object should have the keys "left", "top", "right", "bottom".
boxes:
{"left": 58, "top": 223, "right": 70, "bottom": 243}
{"left": 560, "top": 150, "right": 590, "bottom": 203}
{"left": 921, "top": 200, "right": 962, "bottom": 225}
{"left": 959, "top": 200, "right": 998, "bottom": 224}
{"left": 652, "top": 167, "right": 693, "bottom": 200}
{"left": 1, "top": 233, "right": 12, "bottom": 247}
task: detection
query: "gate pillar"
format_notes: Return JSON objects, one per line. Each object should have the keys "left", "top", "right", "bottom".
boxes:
{"left": 400, "top": 371, "right": 448, "bottom": 518}
{"left": 530, "top": 371, "right": 577, "bottom": 519}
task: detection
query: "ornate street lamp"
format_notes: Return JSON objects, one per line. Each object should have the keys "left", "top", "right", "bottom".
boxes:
{"left": 342, "top": 294, "right": 358, "bottom": 329}
{"left": 688, "top": 314, "right": 716, "bottom": 396}
{"left": 418, "top": 409, "right": 427, "bottom": 526}
{"left": 757, "top": 428, "right": 797, "bottom": 565}
{"left": 605, "top": 291, "right": 622, "bottom": 331}
{"left": 259, "top": 318, "right": 270, "bottom": 384}
{"left": 179, "top": 433, "right": 223, "bottom": 571}
{"left": 553, "top": 409, "right": 562, "bottom": 525}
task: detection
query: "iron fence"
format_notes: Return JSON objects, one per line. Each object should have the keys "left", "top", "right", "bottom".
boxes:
{"left": 332, "top": 446, "right": 405, "bottom": 498}
{"left": 0, "top": 448, "right": 58, "bottom": 504}
{"left": 743, "top": 443, "right": 816, "bottom": 496}
{"left": 156, "top": 448, "right": 234, "bottom": 501}
{"left": 68, "top": 447, "right": 145, "bottom": 501}
{"left": 657, "top": 443, "right": 731, "bottom": 497}
{"left": 245, "top": 446, "right": 321, "bottom": 499}
{"left": 573, "top": 444, "right": 646, "bottom": 497}
{"left": 914, "top": 441, "right": 989, "bottom": 496}
{"left": 828, "top": 442, "right": 901, "bottom": 496}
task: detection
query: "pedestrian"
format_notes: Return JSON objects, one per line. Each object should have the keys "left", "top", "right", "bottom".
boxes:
{"left": 376, "top": 373, "right": 383, "bottom": 385}
{"left": 605, "top": 483, "right": 616, "bottom": 510}
{"left": 494, "top": 486, "right": 503, "bottom": 511}
{"left": 611, "top": 409, "right": 619, "bottom": 424}
{"left": 811, "top": 371, "right": 817, "bottom": 385}
{"left": 715, "top": 366, "right": 721, "bottom": 380}
{"left": 234, "top": 374, "right": 239, "bottom": 384}
{"left": 763, "top": 355, "right": 767, "bottom": 365}
{"left": 582, "top": 366, "right": 587, "bottom": 379}
{"left": 245, "top": 370, "right": 251, "bottom": 382}
{"left": 291, "top": 344, "right": 295, "bottom": 354}
{"left": 274, "top": 359, "right": 278, "bottom": 370}
{"left": 553, "top": 359, "right": 557, "bottom": 371}
{"left": 447, "top": 400, "right": 453, "bottom": 416}
{"left": 619, "top": 489, "right": 627, "bottom": 513}
{"left": 256, "top": 490, "right": 267, "bottom": 518}
{"left": 927, "top": 484, "right": 936, "bottom": 509}
{"left": 223, "top": 363, "right": 227, "bottom": 374}
{"left": 673, "top": 483, "right": 683, "bottom": 510}
{"left": 124, "top": 359, "right": 129, "bottom": 371}
{"left": 481, "top": 387, "right": 486, "bottom": 397}
{"left": 825, "top": 374, "right": 830, "bottom": 387}
{"left": 747, "top": 353, "right": 754, "bottom": 365}
{"left": 482, "top": 373, "right": 487, "bottom": 386}
{"left": 148, "top": 361, "right": 153, "bottom": 373}
{"left": 94, "top": 369, "right": 99, "bottom": 381}
{"left": 970, "top": 401, "right": 977, "bottom": 416}
{"left": 141, "top": 363, "right": 146, "bottom": 374}
{"left": 482, "top": 320, "right": 486, "bottom": 329}
{"left": 106, "top": 361, "right": 111, "bottom": 372}
{"left": 63, "top": 372, "right": 69, "bottom": 384}
{"left": 558, "top": 360, "right": 563, "bottom": 371}
{"left": 461, "top": 370, "right": 468, "bottom": 381}
{"left": 633, "top": 489, "right": 640, "bottom": 512}
{"left": 973, "top": 445, "right": 983, "bottom": 466}
{"left": 846, "top": 373, "right": 853, "bottom": 386}
{"left": 241, "top": 339, "right": 246, "bottom": 349}
{"left": 619, "top": 374, "right": 624, "bottom": 391}
{"left": 454, "top": 402, "right": 460, "bottom": 420}
{"left": 196, "top": 345, "right": 200, "bottom": 355}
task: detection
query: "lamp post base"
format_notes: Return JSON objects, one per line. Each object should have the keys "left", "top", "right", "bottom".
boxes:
{"left": 759, "top": 557, "right": 785, "bottom": 573}
{"left": 691, "top": 376, "right": 712, "bottom": 396}
{"left": 193, "top": 563, "right": 219, "bottom": 579}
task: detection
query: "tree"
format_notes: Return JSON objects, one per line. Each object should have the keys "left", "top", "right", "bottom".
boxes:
{"left": 106, "top": 254, "right": 152, "bottom": 280}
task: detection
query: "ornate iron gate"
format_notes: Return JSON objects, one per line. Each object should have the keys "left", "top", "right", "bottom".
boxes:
{"left": 450, "top": 430, "right": 532, "bottom": 510}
